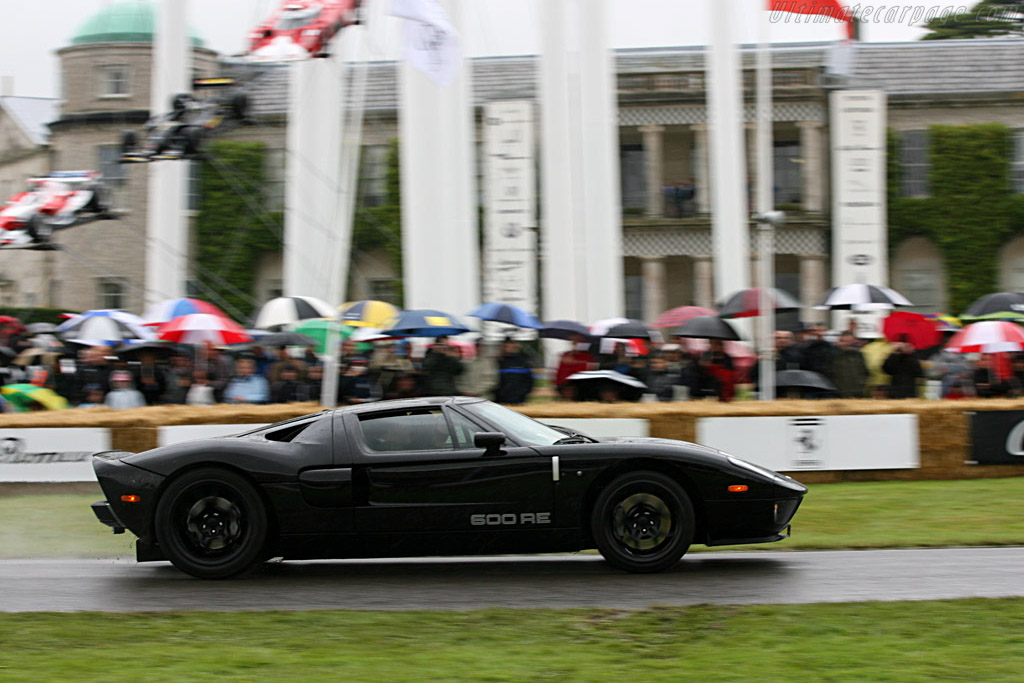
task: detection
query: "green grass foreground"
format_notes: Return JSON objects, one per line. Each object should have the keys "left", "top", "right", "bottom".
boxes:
{"left": 1, "top": 600, "right": 1024, "bottom": 681}
{"left": 3, "top": 477, "right": 1024, "bottom": 559}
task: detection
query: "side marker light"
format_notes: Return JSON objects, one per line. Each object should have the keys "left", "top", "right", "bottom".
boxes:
{"left": 727, "top": 485, "right": 749, "bottom": 493}
{"left": 121, "top": 494, "right": 141, "bottom": 503}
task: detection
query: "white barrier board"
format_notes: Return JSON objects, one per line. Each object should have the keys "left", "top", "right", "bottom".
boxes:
{"left": 696, "top": 414, "right": 919, "bottom": 471}
{"left": 0, "top": 428, "right": 111, "bottom": 482}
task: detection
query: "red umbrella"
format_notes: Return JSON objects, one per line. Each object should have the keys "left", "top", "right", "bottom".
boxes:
{"left": 653, "top": 306, "right": 716, "bottom": 329}
{"left": 944, "top": 321, "right": 1024, "bottom": 354}
{"left": 156, "top": 313, "right": 252, "bottom": 345}
{"left": 882, "top": 311, "right": 943, "bottom": 350}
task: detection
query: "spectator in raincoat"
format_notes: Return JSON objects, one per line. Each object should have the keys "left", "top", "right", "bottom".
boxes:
{"left": 495, "top": 339, "right": 534, "bottom": 404}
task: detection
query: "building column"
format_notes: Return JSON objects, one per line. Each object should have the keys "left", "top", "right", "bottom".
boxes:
{"left": 639, "top": 124, "right": 665, "bottom": 218}
{"left": 797, "top": 121, "right": 824, "bottom": 212}
{"left": 641, "top": 256, "right": 666, "bottom": 323}
{"left": 744, "top": 122, "right": 758, "bottom": 211}
{"left": 693, "top": 255, "right": 714, "bottom": 309}
{"left": 691, "top": 123, "right": 710, "bottom": 214}
{"left": 799, "top": 253, "right": 828, "bottom": 323}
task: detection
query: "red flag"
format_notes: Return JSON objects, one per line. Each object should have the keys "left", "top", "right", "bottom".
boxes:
{"left": 768, "top": 0, "right": 854, "bottom": 39}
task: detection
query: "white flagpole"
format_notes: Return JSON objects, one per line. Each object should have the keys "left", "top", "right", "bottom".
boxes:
{"left": 756, "top": 0, "right": 776, "bottom": 400}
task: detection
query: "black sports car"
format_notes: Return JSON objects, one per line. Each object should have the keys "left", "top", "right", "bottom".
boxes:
{"left": 91, "top": 397, "right": 806, "bottom": 579}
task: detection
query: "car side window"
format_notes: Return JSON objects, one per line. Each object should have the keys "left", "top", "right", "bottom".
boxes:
{"left": 448, "top": 411, "right": 483, "bottom": 450}
{"left": 359, "top": 409, "right": 453, "bottom": 452}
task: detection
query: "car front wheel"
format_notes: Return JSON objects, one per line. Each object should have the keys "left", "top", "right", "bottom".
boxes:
{"left": 154, "top": 467, "right": 268, "bottom": 579}
{"left": 591, "top": 470, "right": 694, "bottom": 573}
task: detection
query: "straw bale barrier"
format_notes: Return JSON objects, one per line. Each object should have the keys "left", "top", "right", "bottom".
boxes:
{"left": 2, "top": 398, "right": 1024, "bottom": 483}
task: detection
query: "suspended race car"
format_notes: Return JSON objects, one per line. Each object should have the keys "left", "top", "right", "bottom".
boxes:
{"left": 247, "top": 0, "right": 361, "bottom": 61}
{"left": 0, "top": 171, "right": 112, "bottom": 248}
{"left": 119, "top": 80, "right": 249, "bottom": 163}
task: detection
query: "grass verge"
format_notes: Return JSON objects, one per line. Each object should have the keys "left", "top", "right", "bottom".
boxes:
{"left": 3, "top": 477, "right": 1024, "bottom": 559}
{"left": 1, "top": 600, "right": 1024, "bottom": 681}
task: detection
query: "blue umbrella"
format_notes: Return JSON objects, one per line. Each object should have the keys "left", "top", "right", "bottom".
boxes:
{"left": 381, "top": 309, "right": 471, "bottom": 338}
{"left": 467, "top": 303, "right": 543, "bottom": 329}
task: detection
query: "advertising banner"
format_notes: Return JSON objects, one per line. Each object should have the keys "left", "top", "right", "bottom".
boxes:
{"left": 969, "top": 410, "right": 1024, "bottom": 465}
{"left": 0, "top": 428, "right": 110, "bottom": 482}
{"left": 697, "top": 414, "right": 919, "bottom": 471}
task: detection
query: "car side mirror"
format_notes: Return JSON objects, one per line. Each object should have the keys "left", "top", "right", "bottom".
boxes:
{"left": 474, "top": 431, "right": 506, "bottom": 456}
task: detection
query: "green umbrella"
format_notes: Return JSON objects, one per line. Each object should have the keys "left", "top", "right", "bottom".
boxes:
{"left": 292, "top": 319, "right": 352, "bottom": 355}
{"left": 1, "top": 384, "right": 69, "bottom": 411}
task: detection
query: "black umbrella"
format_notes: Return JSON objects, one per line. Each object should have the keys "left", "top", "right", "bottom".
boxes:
{"left": 814, "top": 284, "right": 913, "bottom": 311}
{"left": 566, "top": 370, "right": 646, "bottom": 402}
{"left": 672, "top": 316, "right": 741, "bottom": 341}
{"left": 959, "top": 292, "right": 1024, "bottom": 322}
{"left": 717, "top": 288, "right": 801, "bottom": 319}
{"left": 592, "top": 318, "right": 660, "bottom": 341}
{"left": 775, "top": 369, "right": 836, "bottom": 392}
{"left": 540, "top": 320, "right": 591, "bottom": 341}
{"left": 113, "top": 340, "right": 180, "bottom": 358}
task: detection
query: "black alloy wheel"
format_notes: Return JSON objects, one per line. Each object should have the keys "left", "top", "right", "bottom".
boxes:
{"left": 591, "top": 470, "right": 694, "bottom": 573}
{"left": 154, "top": 467, "right": 268, "bottom": 579}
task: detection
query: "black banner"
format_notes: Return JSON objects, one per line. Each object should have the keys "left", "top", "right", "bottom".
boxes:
{"left": 970, "top": 411, "right": 1024, "bottom": 465}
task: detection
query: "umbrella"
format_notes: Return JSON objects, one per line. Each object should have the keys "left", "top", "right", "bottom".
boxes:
{"left": 882, "top": 311, "right": 943, "bottom": 350}
{"left": 253, "top": 296, "right": 335, "bottom": 330}
{"left": 653, "top": 306, "right": 717, "bottom": 329}
{"left": 57, "top": 310, "right": 152, "bottom": 341}
{"left": 381, "top": 309, "right": 471, "bottom": 337}
{"left": 540, "top": 319, "right": 591, "bottom": 340}
{"left": 944, "top": 321, "right": 1024, "bottom": 354}
{"left": 775, "top": 369, "right": 837, "bottom": 392}
{"left": 566, "top": 370, "right": 647, "bottom": 402}
{"left": 566, "top": 370, "right": 647, "bottom": 389}
{"left": 338, "top": 300, "right": 400, "bottom": 328}
{"left": 591, "top": 318, "right": 660, "bottom": 341}
{"left": 156, "top": 314, "right": 252, "bottom": 346}
{"left": 293, "top": 319, "right": 349, "bottom": 355}
{"left": 0, "top": 316, "right": 26, "bottom": 339}
{"left": 113, "top": 339, "right": 180, "bottom": 357}
{"left": 0, "top": 384, "right": 68, "bottom": 411}
{"left": 814, "top": 284, "right": 913, "bottom": 311}
{"left": 26, "top": 322, "right": 57, "bottom": 335}
{"left": 959, "top": 292, "right": 1024, "bottom": 322}
{"left": 143, "top": 298, "right": 230, "bottom": 326}
{"left": 467, "top": 303, "right": 543, "bottom": 329}
{"left": 235, "top": 331, "right": 318, "bottom": 348}
{"left": 717, "top": 288, "right": 801, "bottom": 319}
{"left": 922, "top": 312, "right": 962, "bottom": 332}
{"left": 672, "top": 316, "right": 741, "bottom": 341}
{"left": 676, "top": 338, "right": 757, "bottom": 377}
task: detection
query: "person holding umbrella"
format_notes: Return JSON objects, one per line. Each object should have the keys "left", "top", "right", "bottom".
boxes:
{"left": 554, "top": 333, "right": 596, "bottom": 400}
{"left": 830, "top": 331, "right": 869, "bottom": 398}
{"left": 695, "top": 338, "right": 735, "bottom": 402}
{"left": 421, "top": 336, "right": 464, "bottom": 396}
{"left": 495, "top": 338, "right": 535, "bottom": 405}
{"left": 882, "top": 336, "right": 924, "bottom": 399}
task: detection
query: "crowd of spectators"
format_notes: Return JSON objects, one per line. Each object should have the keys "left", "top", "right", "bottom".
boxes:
{"left": 3, "top": 320, "right": 1024, "bottom": 410}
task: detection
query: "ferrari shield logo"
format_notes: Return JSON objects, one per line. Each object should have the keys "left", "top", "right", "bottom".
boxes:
{"left": 786, "top": 417, "right": 825, "bottom": 470}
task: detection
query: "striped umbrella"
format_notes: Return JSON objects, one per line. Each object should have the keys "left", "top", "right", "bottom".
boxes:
{"left": 653, "top": 306, "right": 717, "bottom": 329}
{"left": 814, "top": 284, "right": 913, "bottom": 311}
{"left": 156, "top": 314, "right": 252, "bottom": 346}
{"left": 717, "top": 288, "right": 801, "bottom": 319}
{"left": 254, "top": 296, "right": 336, "bottom": 330}
{"left": 944, "top": 321, "right": 1024, "bottom": 354}
{"left": 142, "top": 298, "right": 230, "bottom": 326}
{"left": 58, "top": 310, "right": 153, "bottom": 345}
{"left": 338, "top": 300, "right": 400, "bottom": 328}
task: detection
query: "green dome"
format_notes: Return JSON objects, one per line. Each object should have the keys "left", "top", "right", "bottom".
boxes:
{"left": 71, "top": 1, "right": 205, "bottom": 47}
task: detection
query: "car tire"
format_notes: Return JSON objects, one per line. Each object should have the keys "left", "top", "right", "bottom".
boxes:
{"left": 591, "top": 470, "right": 694, "bottom": 573}
{"left": 180, "top": 126, "right": 203, "bottom": 157}
{"left": 154, "top": 467, "right": 268, "bottom": 579}
{"left": 120, "top": 129, "right": 137, "bottom": 156}
{"left": 25, "top": 214, "right": 52, "bottom": 243}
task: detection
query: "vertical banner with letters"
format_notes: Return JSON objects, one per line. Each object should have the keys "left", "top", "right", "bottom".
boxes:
{"left": 970, "top": 411, "right": 1024, "bottom": 465}
{"left": 483, "top": 100, "right": 537, "bottom": 334}
{"left": 830, "top": 89, "right": 887, "bottom": 288}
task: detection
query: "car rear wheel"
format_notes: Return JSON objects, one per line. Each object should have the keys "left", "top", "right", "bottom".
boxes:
{"left": 154, "top": 467, "right": 268, "bottom": 579}
{"left": 591, "top": 471, "right": 693, "bottom": 573}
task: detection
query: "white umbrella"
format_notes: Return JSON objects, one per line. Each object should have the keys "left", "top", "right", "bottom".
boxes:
{"left": 253, "top": 296, "right": 335, "bottom": 330}
{"left": 814, "top": 284, "right": 913, "bottom": 311}
{"left": 944, "top": 321, "right": 1024, "bottom": 354}
{"left": 61, "top": 315, "right": 153, "bottom": 345}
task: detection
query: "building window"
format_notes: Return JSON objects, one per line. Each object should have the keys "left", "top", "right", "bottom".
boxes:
{"left": 773, "top": 141, "right": 802, "bottom": 205}
{"left": 98, "top": 64, "right": 130, "bottom": 97}
{"left": 1012, "top": 130, "right": 1024, "bottom": 195}
{"left": 620, "top": 144, "right": 646, "bottom": 212}
{"left": 624, "top": 274, "right": 643, "bottom": 320}
{"left": 97, "top": 145, "right": 126, "bottom": 186}
{"left": 900, "top": 130, "right": 930, "bottom": 198}
{"left": 359, "top": 145, "right": 389, "bottom": 208}
{"left": 97, "top": 278, "right": 126, "bottom": 310}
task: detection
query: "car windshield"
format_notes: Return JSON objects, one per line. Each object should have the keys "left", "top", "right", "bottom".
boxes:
{"left": 277, "top": 6, "right": 321, "bottom": 30}
{"left": 463, "top": 401, "right": 567, "bottom": 447}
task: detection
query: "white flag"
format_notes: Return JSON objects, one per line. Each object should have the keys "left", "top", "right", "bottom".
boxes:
{"left": 390, "top": 0, "right": 462, "bottom": 87}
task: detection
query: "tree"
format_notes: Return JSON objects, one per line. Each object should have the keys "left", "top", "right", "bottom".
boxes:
{"left": 920, "top": 1, "right": 1023, "bottom": 40}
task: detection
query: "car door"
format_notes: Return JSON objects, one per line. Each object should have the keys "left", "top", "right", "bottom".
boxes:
{"left": 347, "top": 405, "right": 556, "bottom": 533}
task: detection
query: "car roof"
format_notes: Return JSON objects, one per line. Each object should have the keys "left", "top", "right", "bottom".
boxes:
{"left": 332, "top": 395, "right": 484, "bottom": 417}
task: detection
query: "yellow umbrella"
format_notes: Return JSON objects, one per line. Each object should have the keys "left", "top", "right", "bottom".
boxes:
{"left": 1, "top": 384, "right": 69, "bottom": 411}
{"left": 338, "top": 300, "right": 399, "bottom": 328}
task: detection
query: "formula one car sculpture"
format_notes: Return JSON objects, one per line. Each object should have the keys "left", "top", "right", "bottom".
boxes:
{"left": 119, "top": 83, "right": 249, "bottom": 163}
{"left": 0, "top": 171, "right": 112, "bottom": 248}
{"left": 91, "top": 397, "right": 807, "bottom": 579}
{"left": 247, "top": 0, "right": 361, "bottom": 61}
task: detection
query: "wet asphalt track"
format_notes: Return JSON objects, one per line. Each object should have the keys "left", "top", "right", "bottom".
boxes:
{"left": 1, "top": 546, "right": 1022, "bottom": 612}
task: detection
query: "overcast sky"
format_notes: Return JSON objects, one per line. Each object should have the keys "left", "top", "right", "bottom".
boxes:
{"left": 1, "top": 0, "right": 928, "bottom": 99}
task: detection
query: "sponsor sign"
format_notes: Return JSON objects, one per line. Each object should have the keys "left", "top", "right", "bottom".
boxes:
{"left": 482, "top": 100, "right": 537, "bottom": 336}
{"left": 831, "top": 89, "right": 887, "bottom": 289}
{"left": 0, "top": 428, "right": 110, "bottom": 482}
{"left": 697, "top": 414, "right": 919, "bottom": 471}
{"left": 969, "top": 411, "right": 1024, "bottom": 465}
